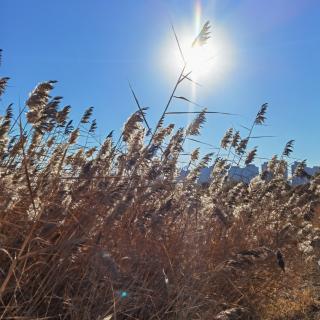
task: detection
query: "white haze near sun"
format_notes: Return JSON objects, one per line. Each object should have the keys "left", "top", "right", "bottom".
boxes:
{"left": 159, "top": 22, "right": 236, "bottom": 93}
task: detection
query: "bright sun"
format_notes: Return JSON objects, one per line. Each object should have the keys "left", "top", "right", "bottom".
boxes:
{"left": 169, "top": 25, "right": 235, "bottom": 84}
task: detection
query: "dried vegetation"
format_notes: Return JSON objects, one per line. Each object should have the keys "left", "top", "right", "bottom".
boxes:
{"left": 0, "top": 31, "right": 320, "bottom": 320}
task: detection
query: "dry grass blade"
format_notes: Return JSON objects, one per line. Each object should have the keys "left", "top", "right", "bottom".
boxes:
{"left": 0, "top": 77, "right": 10, "bottom": 97}
{"left": 165, "top": 111, "right": 237, "bottom": 115}
{"left": 171, "top": 23, "right": 185, "bottom": 63}
{"left": 250, "top": 135, "right": 276, "bottom": 139}
{"left": 236, "top": 137, "right": 249, "bottom": 155}
{"left": 183, "top": 75, "right": 202, "bottom": 87}
{"left": 282, "top": 139, "right": 295, "bottom": 157}
{"left": 89, "top": 119, "right": 97, "bottom": 133}
{"left": 192, "top": 20, "right": 211, "bottom": 47}
{"left": 128, "top": 82, "right": 151, "bottom": 133}
{"left": 255, "top": 103, "right": 268, "bottom": 125}
{"left": 220, "top": 128, "right": 233, "bottom": 149}
{"left": 80, "top": 106, "right": 94, "bottom": 124}
{"left": 245, "top": 146, "right": 257, "bottom": 165}
{"left": 186, "top": 137, "right": 219, "bottom": 149}
{"left": 173, "top": 95, "right": 204, "bottom": 108}
{"left": 186, "top": 108, "right": 207, "bottom": 136}
{"left": 231, "top": 131, "right": 240, "bottom": 148}
{"left": 294, "top": 159, "right": 311, "bottom": 179}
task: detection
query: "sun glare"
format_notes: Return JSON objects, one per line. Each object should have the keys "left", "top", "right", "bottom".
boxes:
{"left": 161, "top": 1, "right": 235, "bottom": 89}
{"left": 168, "top": 26, "right": 234, "bottom": 85}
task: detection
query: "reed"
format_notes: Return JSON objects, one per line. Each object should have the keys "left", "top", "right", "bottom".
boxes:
{"left": 0, "top": 26, "right": 319, "bottom": 319}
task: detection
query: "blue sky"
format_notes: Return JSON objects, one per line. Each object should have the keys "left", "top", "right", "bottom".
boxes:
{"left": 1, "top": 0, "right": 320, "bottom": 166}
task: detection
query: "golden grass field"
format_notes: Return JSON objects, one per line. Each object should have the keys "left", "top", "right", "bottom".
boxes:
{"left": 1, "top": 40, "right": 320, "bottom": 320}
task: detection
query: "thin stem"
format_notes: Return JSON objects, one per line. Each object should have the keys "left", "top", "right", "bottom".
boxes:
{"left": 237, "top": 121, "right": 255, "bottom": 166}
{"left": 148, "top": 64, "right": 186, "bottom": 146}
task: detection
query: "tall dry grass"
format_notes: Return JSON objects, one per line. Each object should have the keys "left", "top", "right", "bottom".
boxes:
{"left": 0, "top": 25, "right": 320, "bottom": 320}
